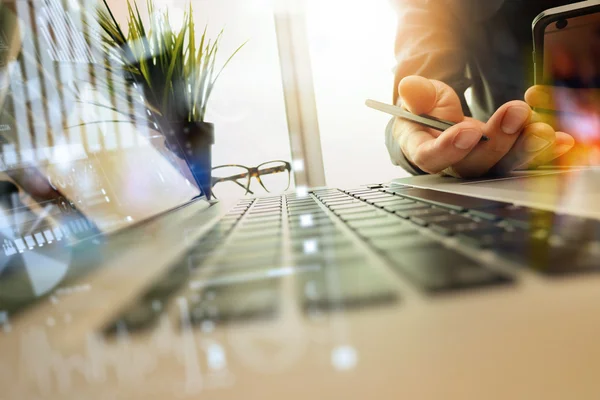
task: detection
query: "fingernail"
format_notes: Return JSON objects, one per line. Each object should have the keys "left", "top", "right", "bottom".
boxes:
{"left": 501, "top": 107, "right": 530, "bottom": 134}
{"left": 555, "top": 143, "right": 573, "bottom": 156}
{"left": 524, "top": 135, "right": 551, "bottom": 152}
{"left": 453, "top": 129, "right": 481, "bottom": 150}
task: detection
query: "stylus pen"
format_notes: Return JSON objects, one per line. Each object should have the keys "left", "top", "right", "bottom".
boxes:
{"left": 366, "top": 99, "right": 490, "bottom": 142}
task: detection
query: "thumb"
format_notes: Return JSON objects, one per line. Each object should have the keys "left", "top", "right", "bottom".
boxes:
{"left": 525, "top": 85, "right": 554, "bottom": 109}
{"left": 398, "top": 76, "right": 465, "bottom": 123}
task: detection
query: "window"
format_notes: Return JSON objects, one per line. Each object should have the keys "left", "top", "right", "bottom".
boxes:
{"left": 306, "top": 0, "right": 408, "bottom": 187}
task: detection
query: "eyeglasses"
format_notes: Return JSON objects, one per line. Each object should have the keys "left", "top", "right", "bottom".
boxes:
{"left": 211, "top": 160, "right": 292, "bottom": 199}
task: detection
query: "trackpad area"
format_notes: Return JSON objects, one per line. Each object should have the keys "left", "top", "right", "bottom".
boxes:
{"left": 464, "top": 170, "right": 577, "bottom": 194}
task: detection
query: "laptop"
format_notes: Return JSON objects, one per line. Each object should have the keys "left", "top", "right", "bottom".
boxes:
{"left": 2, "top": 1, "right": 600, "bottom": 399}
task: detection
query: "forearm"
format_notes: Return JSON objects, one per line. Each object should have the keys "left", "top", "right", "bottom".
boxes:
{"left": 392, "top": 0, "right": 470, "bottom": 105}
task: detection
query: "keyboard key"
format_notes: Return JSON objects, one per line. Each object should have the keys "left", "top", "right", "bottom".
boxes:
{"left": 473, "top": 228, "right": 595, "bottom": 275}
{"left": 231, "top": 227, "right": 282, "bottom": 241}
{"left": 187, "top": 277, "right": 280, "bottom": 325}
{"left": 247, "top": 209, "right": 283, "bottom": 217}
{"left": 288, "top": 211, "right": 329, "bottom": 220}
{"left": 292, "top": 246, "right": 361, "bottom": 265}
{"left": 254, "top": 201, "right": 281, "bottom": 208}
{"left": 255, "top": 196, "right": 282, "bottom": 202}
{"left": 299, "top": 264, "right": 398, "bottom": 311}
{"left": 411, "top": 213, "right": 473, "bottom": 230}
{"left": 287, "top": 198, "right": 317, "bottom": 205}
{"left": 394, "top": 204, "right": 433, "bottom": 218}
{"left": 287, "top": 201, "right": 319, "bottom": 207}
{"left": 290, "top": 225, "right": 340, "bottom": 238}
{"left": 457, "top": 229, "right": 526, "bottom": 249}
{"left": 402, "top": 208, "right": 450, "bottom": 223}
{"left": 431, "top": 220, "right": 502, "bottom": 236}
{"left": 288, "top": 210, "right": 321, "bottom": 218}
{"left": 236, "top": 221, "right": 281, "bottom": 233}
{"left": 317, "top": 191, "right": 350, "bottom": 198}
{"left": 344, "top": 189, "right": 373, "bottom": 195}
{"left": 338, "top": 210, "right": 388, "bottom": 222}
{"left": 368, "top": 198, "right": 415, "bottom": 207}
{"left": 384, "top": 203, "right": 429, "bottom": 214}
{"left": 244, "top": 214, "right": 281, "bottom": 223}
{"left": 354, "top": 223, "right": 418, "bottom": 239}
{"left": 386, "top": 246, "right": 512, "bottom": 293}
{"left": 328, "top": 202, "right": 368, "bottom": 211}
{"left": 288, "top": 215, "right": 331, "bottom": 226}
{"left": 346, "top": 216, "right": 407, "bottom": 230}
{"left": 395, "top": 188, "right": 509, "bottom": 212}
{"left": 317, "top": 195, "right": 351, "bottom": 202}
{"left": 369, "top": 235, "right": 437, "bottom": 252}
{"left": 473, "top": 229, "right": 600, "bottom": 276}
{"left": 288, "top": 206, "right": 322, "bottom": 214}
{"left": 321, "top": 199, "right": 357, "bottom": 206}
{"left": 249, "top": 208, "right": 282, "bottom": 215}
{"left": 456, "top": 228, "right": 600, "bottom": 276}
{"left": 291, "top": 233, "right": 351, "bottom": 248}
{"left": 469, "top": 206, "right": 553, "bottom": 229}
{"left": 253, "top": 201, "right": 282, "bottom": 207}
{"left": 333, "top": 206, "right": 376, "bottom": 216}
{"left": 354, "top": 193, "right": 392, "bottom": 201}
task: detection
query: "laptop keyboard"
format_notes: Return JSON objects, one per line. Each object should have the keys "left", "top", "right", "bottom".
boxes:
{"left": 334, "top": 186, "right": 600, "bottom": 275}
{"left": 311, "top": 188, "right": 512, "bottom": 293}
{"left": 286, "top": 193, "right": 399, "bottom": 312}
{"left": 104, "top": 185, "right": 600, "bottom": 334}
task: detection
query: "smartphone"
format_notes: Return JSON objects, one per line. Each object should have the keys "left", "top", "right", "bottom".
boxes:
{"left": 532, "top": 1, "right": 600, "bottom": 86}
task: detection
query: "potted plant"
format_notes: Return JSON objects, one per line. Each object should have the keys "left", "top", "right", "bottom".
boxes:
{"left": 95, "top": 0, "right": 245, "bottom": 199}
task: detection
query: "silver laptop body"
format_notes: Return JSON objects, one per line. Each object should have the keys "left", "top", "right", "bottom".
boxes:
{"left": 2, "top": 1, "right": 600, "bottom": 399}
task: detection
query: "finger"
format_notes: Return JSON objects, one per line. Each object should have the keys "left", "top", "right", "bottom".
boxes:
{"left": 398, "top": 76, "right": 464, "bottom": 123}
{"left": 525, "top": 85, "right": 554, "bottom": 110}
{"left": 450, "top": 101, "right": 532, "bottom": 178}
{"left": 528, "top": 86, "right": 600, "bottom": 116}
{"left": 489, "top": 122, "right": 557, "bottom": 174}
{"left": 399, "top": 120, "right": 483, "bottom": 174}
{"left": 526, "top": 131, "right": 575, "bottom": 168}
{"left": 530, "top": 109, "right": 553, "bottom": 124}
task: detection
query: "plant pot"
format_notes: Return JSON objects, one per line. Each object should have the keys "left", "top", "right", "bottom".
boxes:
{"left": 164, "top": 121, "right": 215, "bottom": 199}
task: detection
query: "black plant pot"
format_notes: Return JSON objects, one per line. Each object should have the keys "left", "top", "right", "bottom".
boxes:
{"left": 165, "top": 121, "right": 215, "bottom": 199}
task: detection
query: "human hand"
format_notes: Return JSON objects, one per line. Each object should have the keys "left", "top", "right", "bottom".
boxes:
{"left": 524, "top": 34, "right": 600, "bottom": 165}
{"left": 526, "top": 85, "right": 600, "bottom": 165}
{"left": 386, "top": 76, "right": 574, "bottom": 178}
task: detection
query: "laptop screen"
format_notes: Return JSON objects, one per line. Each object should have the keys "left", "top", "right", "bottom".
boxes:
{"left": 0, "top": 0, "right": 203, "bottom": 252}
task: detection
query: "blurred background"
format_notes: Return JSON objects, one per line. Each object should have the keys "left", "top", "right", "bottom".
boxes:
{"left": 106, "top": 0, "right": 408, "bottom": 195}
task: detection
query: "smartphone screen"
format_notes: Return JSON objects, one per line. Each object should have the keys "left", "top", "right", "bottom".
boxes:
{"left": 543, "top": 12, "right": 600, "bottom": 87}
